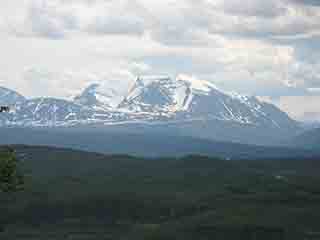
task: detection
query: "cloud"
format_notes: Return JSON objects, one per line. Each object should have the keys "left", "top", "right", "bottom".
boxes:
{"left": 206, "top": 1, "right": 320, "bottom": 40}
{"left": 284, "top": 62, "right": 320, "bottom": 90}
{"left": 22, "top": 66, "right": 136, "bottom": 99}
{"left": 215, "top": 0, "right": 286, "bottom": 18}
{"left": 288, "top": 0, "right": 320, "bottom": 6}
{"left": 130, "top": 62, "right": 151, "bottom": 75}
{"left": 276, "top": 95, "right": 320, "bottom": 120}
{"left": 308, "top": 88, "right": 320, "bottom": 93}
{"left": 26, "top": 1, "right": 76, "bottom": 39}
{"left": 3, "top": 0, "right": 320, "bottom": 43}
{"left": 1, "top": 0, "right": 320, "bottom": 120}
{"left": 146, "top": 0, "right": 320, "bottom": 46}
{"left": 86, "top": 15, "right": 144, "bottom": 36}
{"left": 5, "top": 0, "right": 147, "bottom": 39}
{"left": 84, "top": 0, "right": 146, "bottom": 36}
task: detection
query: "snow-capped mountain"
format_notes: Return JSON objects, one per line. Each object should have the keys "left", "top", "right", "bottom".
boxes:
{"left": 0, "top": 87, "right": 26, "bottom": 106}
{"left": 0, "top": 76, "right": 299, "bottom": 145}
{"left": 119, "top": 75, "right": 231, "bottom": 115}
{"left": 74, "top": 83, "right": 124, "bottom": 111}
{"left": 118, "top": 75, "right": 296, "bottom": 129}
{"left": 0, "top": 97, "right": 131, "bottom": 127}
{"left": 119, "top": 76, "right": 189, "bottom": 115}
{"left": 1, "top": 98, "right": 91, "bottom": 126}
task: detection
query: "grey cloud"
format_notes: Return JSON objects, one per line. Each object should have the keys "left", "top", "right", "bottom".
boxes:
{"left": 288, "top": 0, "right": 320, "bottom": 6}
{"left": 86, "top": 0, "right": 147, "bottom": 36}
{"left": 87, "top": 15, "right": 145, "bottom": 36}
{"left": 27, "top": 1, "right": 77, "bottom": 39}
{"left": 288, "top": 62, "right": 320, "bottom": 89}
{"left": 6, "top": 0, "right": 320, "bottom": 45}
{"left": 20, "top": 0, "right": 147, "bottom": 39}
{"left": 209, "top": 19, "right": 318, "bottom": 40}
{"left": 186, "top": 0, "right": 286, "bottom": 18}
{"left": 206, "top": 1, "right": 320, "bottom": 40}
{"left": 218, "top": 0, "right": 286, "bottom": 18}
{"left": 143, "top": 0, "right": 320, "bottom": 48}
{"left": 150, "top": 26, "right": 210, "bottom": 47}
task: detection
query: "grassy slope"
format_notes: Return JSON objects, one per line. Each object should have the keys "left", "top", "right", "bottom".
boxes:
{"left": 1, "top": 145, "right": 320, "bottom": 239}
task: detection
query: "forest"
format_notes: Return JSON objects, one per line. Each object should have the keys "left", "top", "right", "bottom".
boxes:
{"left": 1, "top": 145, "right": 320, "bottom": 239}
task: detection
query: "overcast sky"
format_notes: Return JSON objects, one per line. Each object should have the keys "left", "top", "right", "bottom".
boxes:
{"left": 0, "top": 0, "right": 320, "bottom": 120}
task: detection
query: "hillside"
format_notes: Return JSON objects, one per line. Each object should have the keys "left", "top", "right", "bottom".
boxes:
{"left": 0, "top": 127, "right": 317, "bottom": 159}
{"left": 1, "top": 145, "right": 320, "bottom": 239}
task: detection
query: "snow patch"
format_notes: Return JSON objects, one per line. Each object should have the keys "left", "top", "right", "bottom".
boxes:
{"left": 176, "top": 74, "right": 220, "bottom": 94}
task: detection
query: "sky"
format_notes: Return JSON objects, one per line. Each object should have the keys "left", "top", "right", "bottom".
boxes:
{"left": 0, "top": 0, "right": 320, "bottom": 120}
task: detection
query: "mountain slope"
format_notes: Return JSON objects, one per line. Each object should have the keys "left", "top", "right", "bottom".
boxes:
{"left": 0, "top": 98, "right": 115, "bottom": 127}
{"left": 0, "top": 87, "right": 26, "bottom": 106}
{"left": 74, "top": 83, "right": 124, "bottom": 111}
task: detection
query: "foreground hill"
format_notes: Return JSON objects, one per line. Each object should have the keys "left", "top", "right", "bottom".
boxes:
{"left": 0, "top": 127, "right": 317, "bottom": 159}
{"left": 1, "top": 145, "right": 320, "bottom": 239}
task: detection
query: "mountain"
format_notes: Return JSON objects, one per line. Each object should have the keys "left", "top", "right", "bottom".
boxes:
{"left": 117, "top": 75, "right": 298, "bottom": 145}
{"left": 292, "top": 127, "right": 320, "bottom": 149}
{"left": 2, "top": 98, "right": 96, "bottom": 127}
{"left": 119, "top": 76, "right": 188, "bottom": 115}
{"left": 74, "top": 83, "right": 124, "bottom": 111}
{"left": 120, "top": 75, "right": 297, "bottom": 129}
{"left": 0, "top": 87, "right": 26, "bottom": 106}
{"left": 0, "top": 97, "right": 131, "bottom": 127}
{"left": 0, "top": 76, "right": 300, "bottom": 145}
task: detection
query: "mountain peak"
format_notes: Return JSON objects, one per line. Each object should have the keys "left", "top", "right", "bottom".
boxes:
{"left": 74, "top": 83, "right": 123, "bottom": 111}
{"left": 132, "top": 74, "right": 220, "bottom": 93}
{"left": 135, "top": 75, "right": 171, "bottom": 85}
{"left": 176, "top": 74, "right": 221, "bottom": 94}
{"left": 83, "top": 83, "right": 100, "bottom": 94}
{"left": 119, "top": 75, "right": 228, "bottom": 114}
{"left": 119, "top": 76, "right": 190, "bottom": 113}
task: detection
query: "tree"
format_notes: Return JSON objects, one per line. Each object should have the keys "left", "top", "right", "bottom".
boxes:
{"left": 0, "top": 106, "right": 10, "bottom": 113}
{"left": 0, "top": 148, "right": 24, "bottom": 193}
{"left": 0, "top": 147, "right": 24, "bottom": 233}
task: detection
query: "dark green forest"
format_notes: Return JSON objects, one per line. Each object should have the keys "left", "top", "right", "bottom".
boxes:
{"left": 1, "top": 145, "right": 320, "bottom": 239}
{"left": 0, "top": 147, "right": 24, "bottom": 193}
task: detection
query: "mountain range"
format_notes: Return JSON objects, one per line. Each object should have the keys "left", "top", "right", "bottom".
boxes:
{"left": 0, "top": 76, "right": 300, "bottom": 145}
